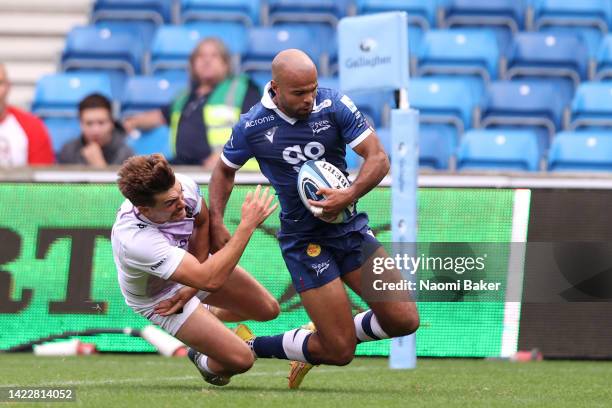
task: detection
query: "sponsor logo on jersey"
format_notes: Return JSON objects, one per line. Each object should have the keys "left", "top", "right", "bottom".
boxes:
{"left": 151, "top": 257, "right": 167, "bottom": 271}
{"left": 309, "top": 120, "right": 331, "bottom": 134}
{"left": 340, "top": 95, "right": 358, "bottom": 113}
{"left": 136, "top": 223, "right": 147, "bottom": 229}
{"left": 312, "top": 98, "right": 332, "bottom": 113}
{"left": 311, "top": 260, "right": 331, "bottom": 276}
{"left": 306, "top": 243, "right": 321, "bottom": 257}
{"left": 186, "top": 206, "right": 193, "bottom": 218}
{"left": 264, "top": 126, "right": 278, "bottom": 143}
{"left": 245, "top": 115, "right": 275, "bottom": 128}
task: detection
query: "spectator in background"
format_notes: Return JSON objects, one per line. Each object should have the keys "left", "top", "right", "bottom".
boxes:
{"left": 58, "top": 93, "right": 133, "bottom": 167}
{"left": 123, "top": 38, "right": 261, "bottom": 169}
{"left": 0, "top": 63, "right": 54, "bottom": 167}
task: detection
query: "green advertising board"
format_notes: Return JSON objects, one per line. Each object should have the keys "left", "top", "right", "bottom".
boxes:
{"left": 0, "top": 183, "right": 519, "bottom": 356}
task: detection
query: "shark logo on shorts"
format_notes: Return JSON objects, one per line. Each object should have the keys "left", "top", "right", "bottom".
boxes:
{"left": 311, "top": 260, "right": 331, "bottom": 277}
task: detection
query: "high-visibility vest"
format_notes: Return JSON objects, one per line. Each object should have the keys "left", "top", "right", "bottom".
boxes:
{"left": 170, "top": 75, "right": 259, "bottom": 170}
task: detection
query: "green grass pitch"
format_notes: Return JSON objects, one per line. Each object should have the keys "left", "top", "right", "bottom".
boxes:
{"left": 1, "top": 354, "right": 611, "bottom": 407}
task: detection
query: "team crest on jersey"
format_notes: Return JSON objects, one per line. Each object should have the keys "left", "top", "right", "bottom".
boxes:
{"left": 309, "top": 120, "right": 331, "bottom": 134}
{"left": 312, "top": 99, "right": 332, "bottom": 113}
{"left": 264, "top": 126, "right": 278, "bottom": 143}
{"left": 185, "top": 206, "right": 193, "bottom": 218}
{"left": 306, "top": 243, "right": 321, "bottom": 257}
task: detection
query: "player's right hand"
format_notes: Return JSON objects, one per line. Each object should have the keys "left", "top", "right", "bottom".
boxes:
{"left": 240, "top": 185, "right": 278, "bottom": 231}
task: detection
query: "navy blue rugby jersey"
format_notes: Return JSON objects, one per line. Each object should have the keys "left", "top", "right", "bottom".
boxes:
{"left": 221, "top": 83, "right": 374, "bottom": 238}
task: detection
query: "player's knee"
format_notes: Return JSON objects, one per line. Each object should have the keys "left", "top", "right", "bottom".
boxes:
{"left": 385, "top": 307, "right": 420, "bottom": 337}
{"left": 253, "top": 298, "right": 280, "bottom": 321}
{"left": 321, "top": 337, "right": 356, "bottom": 366}
{"left": 228, "top": 351, "right": 255, "bottom": 374}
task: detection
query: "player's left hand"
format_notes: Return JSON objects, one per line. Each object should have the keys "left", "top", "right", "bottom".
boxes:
{"left": 154, "top": 287, "right": 198, "bottom": 316}
{"left": 308, "top": 187, "right": 354, "bottom": 221}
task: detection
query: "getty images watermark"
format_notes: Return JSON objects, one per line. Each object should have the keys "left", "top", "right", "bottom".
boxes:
{"left": 360, "top": 242, "right": 612, "bottom": 303}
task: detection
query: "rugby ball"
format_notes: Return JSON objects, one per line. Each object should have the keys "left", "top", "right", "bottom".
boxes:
{"left": 297, "top": 160, "right": 355, "bottom": 223}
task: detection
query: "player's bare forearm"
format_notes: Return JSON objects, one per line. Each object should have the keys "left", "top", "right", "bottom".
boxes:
{"left": 209, "top": 161, "right": 237, "bottom": 226}
{"left": 188, "top": 198, "right": 210, "bottom": 263}
{"left": 348, "top": 134, "right": 390, "bottom": 201}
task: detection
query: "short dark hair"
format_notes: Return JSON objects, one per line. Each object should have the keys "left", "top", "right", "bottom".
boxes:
{"left": 78, "top": 93, "right": 112, "bottom": 117}
{"left": 117, "top": 154, "right": 176, "bottom": 207}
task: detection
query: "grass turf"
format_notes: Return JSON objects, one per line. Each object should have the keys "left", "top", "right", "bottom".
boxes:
{"left": 0, "top": 355, "right": 611, "bottom": 407}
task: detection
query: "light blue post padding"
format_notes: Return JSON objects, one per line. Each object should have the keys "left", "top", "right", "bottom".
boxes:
{"left": 389, "top": 109, "right": 419, "bottom": 369}
{"left": 337, "top": 12, "right": 409, "bottom": 93}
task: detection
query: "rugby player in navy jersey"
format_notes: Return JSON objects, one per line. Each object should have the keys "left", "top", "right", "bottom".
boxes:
{"left": 208, "top": 49, "right": 419, "bottom": 388}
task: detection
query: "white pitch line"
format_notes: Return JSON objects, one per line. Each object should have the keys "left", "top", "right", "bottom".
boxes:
{"left": 0, "top": 365, "right": 382, "bottom": 388}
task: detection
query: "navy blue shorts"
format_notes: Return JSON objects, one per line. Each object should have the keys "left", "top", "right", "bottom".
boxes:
{"left": 279, "top": 225, "right": 381, "bottom": 293}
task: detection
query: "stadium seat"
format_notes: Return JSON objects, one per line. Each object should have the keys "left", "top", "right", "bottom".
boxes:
{"left": 443, "top": 0, "right": 526, "bottom": 33}
{"left": 594, "top": 34, "right": 612, "bottom": 80}
{"left": 456, "top": 129, "right": 541, "bottom": 172}
{"left": 408, "top": 77, "right": 482, "bottom": 135}
{"left": 568, "top": 82, "right": 612, "bottom": 130}
{"left": 180, "top": 0, "right": 260, "bottom": 26}
{"left": 242, "top": 26, "right": 324, "bottom": 73}
{"left": 94, "top": 20, "right": 158, "bottom": 46}
{"left": 355, "top": 0, "right": 439, "bottom": 31}
{"left": 249, "top": 70, "right": 272, "bottom": 92}
{"left": 503, "top": 32, "right": 588, "bottom": 95}
{"left": 121, "top": 76, "right": 186, "bottom": 116}
{"left": 92, "top": 0, "right": 172, "bottom": 25}
{"left": 43, "top": 117, "right": 81, "bottom": 153}
{"left": 479, "top": 80, "right": 569, "bottom": 145}
{"left": 127, "top": 126, "right": 173, "bottom": 158}
{"left": 548, "top": 131, "right": 612, "bottom": 172}
{"left": 416, "top": 29, "right": 501, "bottom": 84}
{"left": 32, "top": 73, "right": 113, "bottom": 117}
{"left": 274, "top": 23, "right": 336, "bottom": 76}
{"left": 531, "top": 0, "right": 611, "bottom": 35}
{"left": 419, "top": 124, "right": 456, "bottom": 170}
{"left": 61, "top": 26, "right": 145, "bottom": 77}
{"left": 150, "top": 24, "right": 248, "bottom": 76}
{"left": 317, "top": 76, "right": 394, "bottom": 127}
{"left": 265, "top": 0, "right": 350, "bottom": 27}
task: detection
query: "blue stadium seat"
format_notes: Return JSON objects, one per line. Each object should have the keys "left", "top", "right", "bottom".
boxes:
{"left": 127, "top": 126, "right": 173, "bottom": 158}
{"left": 457, "top": 129, "right": 541, "bottom": 171}
{"left": 569, "top": 82, "right": 612, "bottom": 130}
{"left": 121, "top": 76, "right": 186, "bottom": 116}
{"left": 94, "top": 20, "right": 157, "bottom": 46}
{"left": 532, "top": 0, "right": 611, "bottom": 34}
{"left": 61, "top": 26, "right": 145, "bottom": 76}
{"left": 419, "top": 124, "right": 456, "bottom": 170}
{"left": 32, "top": 73, "right": 113, "bottom": 117}
{"left": 92, "top": 0, "right": 172, "bottom": 25}
{"left": 180, "top": 0, "right": 260, "bottom": 26}
{"left": 266, "top": 0, "right": 350, "bottom": 27}
{"left": 242, "top": 26, "right": 324, "bottom": 73}
{"left": 249, "top": 70, "right": 272, "bottom": 92}
{"left": 150, "top": 24, "right": 248, "bottom": 75}
{"left": 43, "top": 117, "right": 81, "bottom": 153}
{"left": 408, "top": 77, "right": 482, "bottom": 135}
{"left": 444, "top": 0, "right": 526, "bottom": 33}
{"left": 548, "top": 131, "right": 612, "bottom": 172}
{"left": 595, "top": 34, "right": 612, "bottom": 80}
{"left": 355, "top": 0, "right": 439, "bottom": 30}
{"left": 317, "top": 76, "right": 394, "bottom": 127}
{"left": 417, "top": 29, "right": 501, "bottom": 84}
{"left": 504, "top": 32, "right": 588, "bottom": 95}
{"left": 480, "top": 80, "right": 569, "bottom": 146}
{"left": 274, "top": 23, "right": 336, "bottom": 76}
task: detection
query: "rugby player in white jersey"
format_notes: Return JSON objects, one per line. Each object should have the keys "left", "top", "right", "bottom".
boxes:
{"left": 111, "top": 154, "right": 279, "bottom": 386}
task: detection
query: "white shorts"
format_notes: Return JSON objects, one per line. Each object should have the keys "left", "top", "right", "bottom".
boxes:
{"left": 133, "top": 290, "right": 210, "bottom": 336}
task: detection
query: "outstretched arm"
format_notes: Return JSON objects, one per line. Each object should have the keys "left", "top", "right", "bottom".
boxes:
{"left": 208, "top": 159, "right": 239, "bottom": 252}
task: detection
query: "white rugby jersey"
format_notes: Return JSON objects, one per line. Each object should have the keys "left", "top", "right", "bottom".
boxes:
{"left": 111, "top": 173, "right": 203, "bottom": 308}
